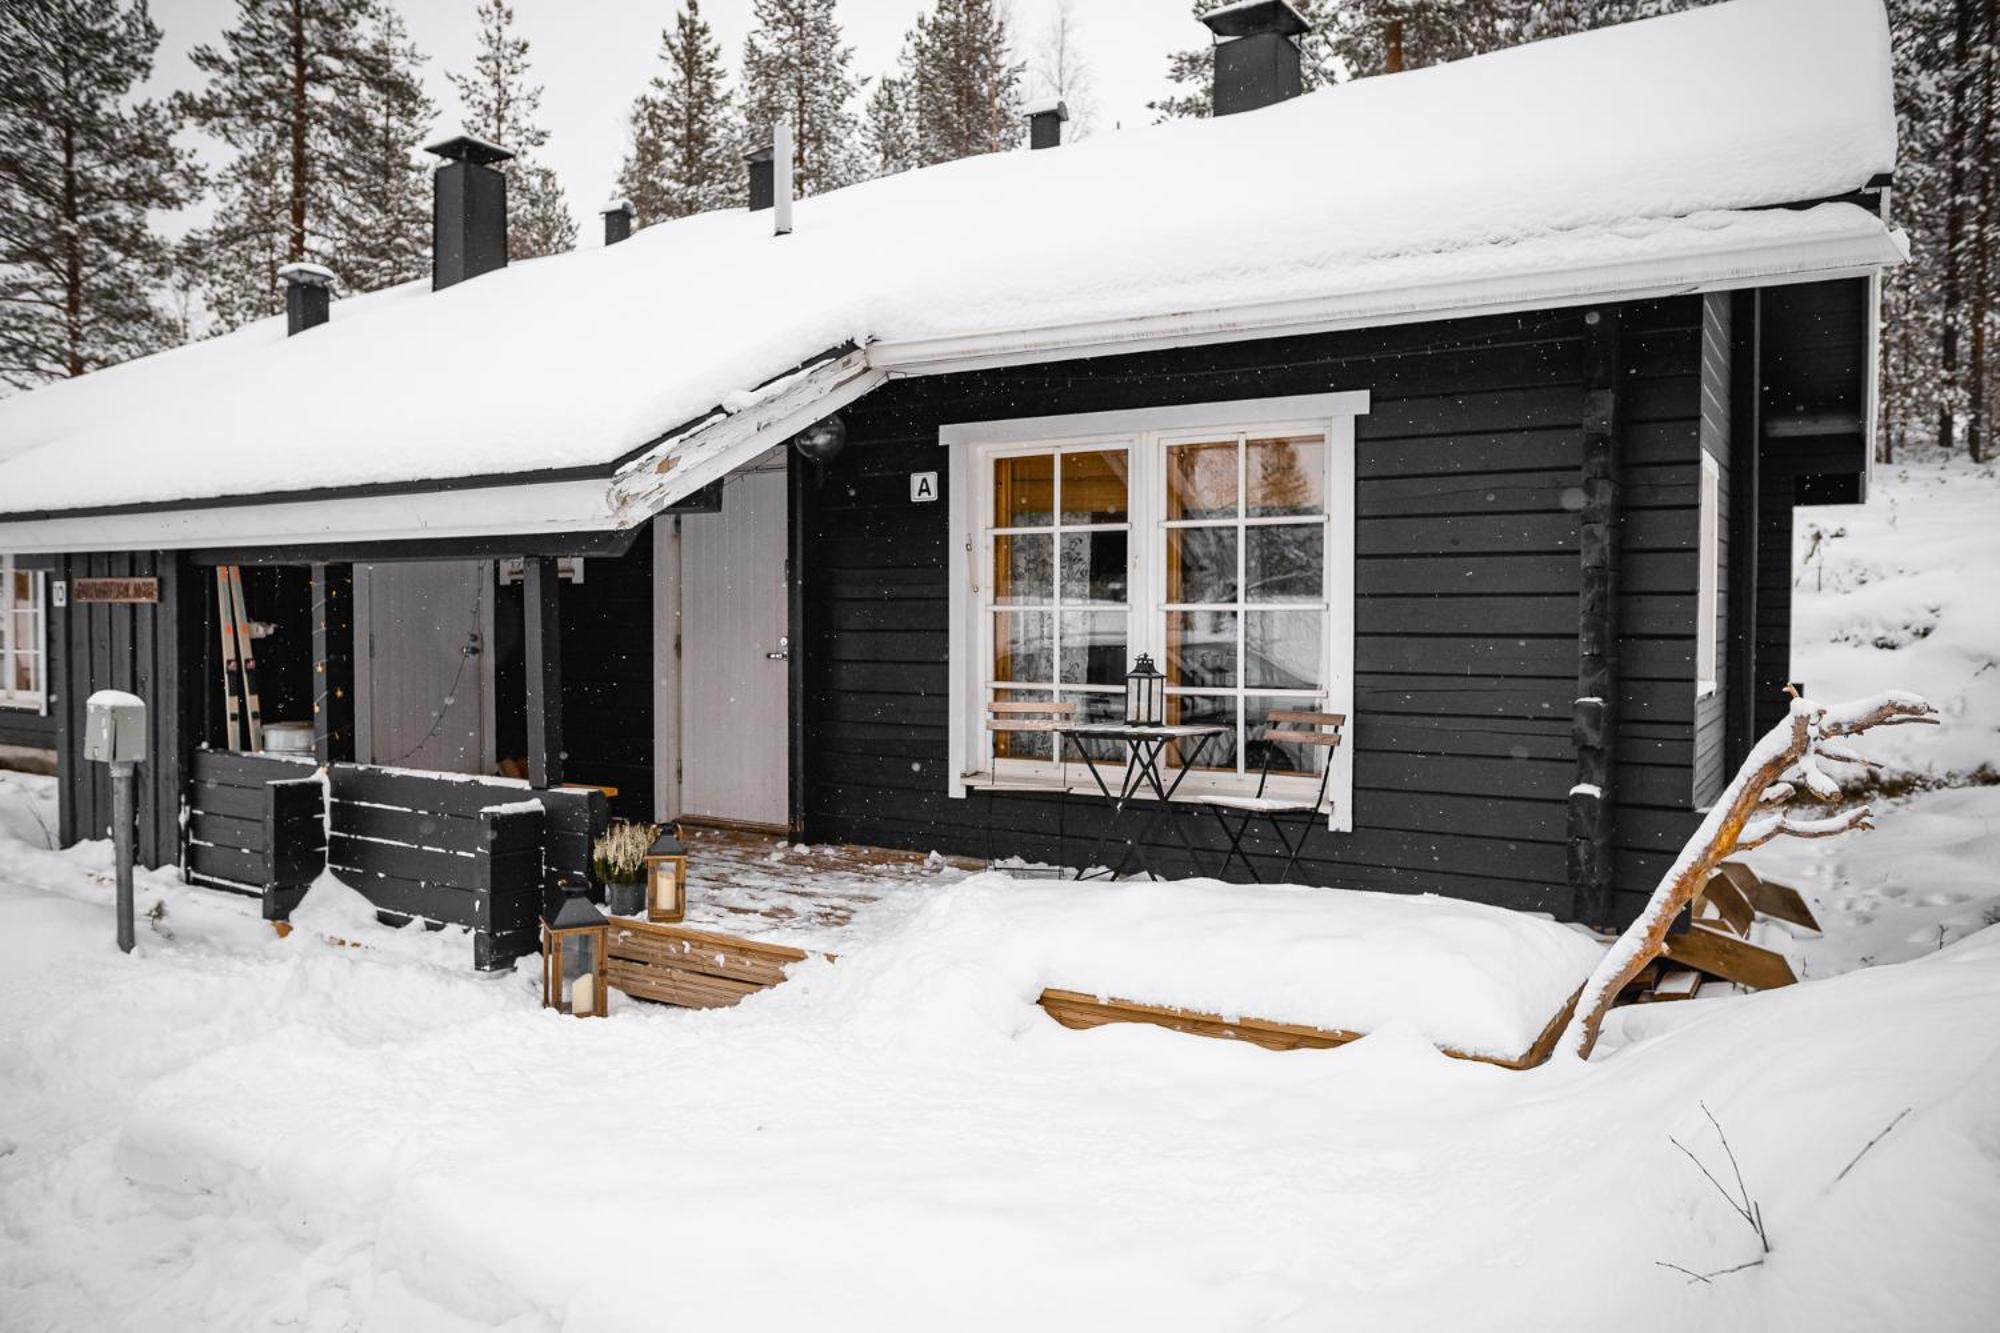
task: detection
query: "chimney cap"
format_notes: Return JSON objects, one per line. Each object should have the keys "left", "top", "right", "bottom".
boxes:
{"left": 1201, "top": 0, "right": 1310, "bottom": 40}
{"left": 424, "top": 133, "right": 516, "bottom": 167}
{"left": 1023, "top": 97, "right": 1069, "bottom": 121}
{"left": 601, "top": 197, "right": 633, "bottom": 216}
{"left": 745, "top": 146, "right": 774, "bottom": 165}
{"left": 277, "top": 262, "right": 336, "bottom": 288}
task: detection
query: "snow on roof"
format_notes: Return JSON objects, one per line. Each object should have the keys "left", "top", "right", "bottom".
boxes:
{"left": 0, "top": 0, "right": 1898, "bottom": 525}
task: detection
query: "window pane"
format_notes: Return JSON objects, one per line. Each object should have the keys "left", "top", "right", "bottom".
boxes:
{"left": 1166, "top": 441, "right": 1236, "bottom": 520}
{"left": 1060, "top": 450, "right": 1128, "bottom": 524}
{"left": 993, "top": 454, "right": 1054, "bottom": 528}
{"left": 10, "top": 610, "right": 32, "bottom": 654}
{"left": 993, "top": 687, "right": 1054, "bottom": 761}
{"left": 993, "top": 611, "right": 1053, "bottom": 683}
{"left": 1165, "top": 526, "right": 1237, "bottom": 604}
{"left": 993, "top": 534, "right": 1053, "bottom": 605}
{"left": 1062, "top": 690, "right": 1128, "bottom": 763}
{"left": 1245, "top": 611, "right": 1323, "bottom": 690}
{"left": 1166, "top": 611, "right": 1237, "bottom": 689}
{"left": 1246, "top": 697, "right": 1332, "bottom": 777}
{"left": 1059, "top": 611, "right": 1128, "bottom": 685}
{"left": 11, "top": 569, "right": 31, "bottom": 602}
{"left": 1244, "top": 525, "right": 1322, "bottom": 603}
{"left": 1165, "top": 694, "right": 1237, "bottom": 772}
{"left": 1059, "top": 530, "right": 1127, "bottom": 604}
{"left": 1247, "top": 436, "right": 1325, "bottom": 517}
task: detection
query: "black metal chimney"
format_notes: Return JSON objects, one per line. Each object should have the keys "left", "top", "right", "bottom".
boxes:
{"left": 746, "top": 147, "right": 774, "bottom": 212}
{"left": 426, "top": 134, "right": 514, "bottom": 290}
{"left": 602, "top": 198, "right": 634, "bottom": 245}
{"left": 1026, "top": 98, "right": 1068, "bottom": 150}
{"left": 277, "top": 262, "right": 333, "bottom": 335}
{"left": 1202, "top": 0, "right": 1309, "bottom": 117}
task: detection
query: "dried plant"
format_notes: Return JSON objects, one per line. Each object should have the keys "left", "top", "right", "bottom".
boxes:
{"left": 593, "top": 820, "right": 661, "bottom": 883}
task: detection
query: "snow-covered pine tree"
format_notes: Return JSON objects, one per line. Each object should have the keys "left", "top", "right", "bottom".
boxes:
{"left": 617, "top": 0, "right": 742, "bottom": 224}
{"left": 447, "top": 0, "right": 575, "bottom": 259}
{"left": 178, "top": 0, "right": 391, "bottom": 327}
{"left": 741, "top": 0, "right": 861, "bottom": 197}
{"left": 334, "top": 8, "right": 434, "bottom": 292}
{"left": 899, "top": 0, "right": 1024, "bottom": 165}
{"left": 0, "top": 0, "right": 198, "bottom": 387}
{"left": 860, "top": 74, "right": 919, "bottom": 178}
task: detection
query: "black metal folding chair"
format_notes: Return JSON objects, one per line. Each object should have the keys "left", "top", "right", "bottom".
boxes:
{"left": 1197, "top": 710, "right": 1345, "bottom": 883}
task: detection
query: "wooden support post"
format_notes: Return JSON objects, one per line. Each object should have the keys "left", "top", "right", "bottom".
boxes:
{"left": 310, "top": 562, "right": 355, "bottom": 765}
{"left": 524, "top": 555, "right": 564, "bottom": 790}
{"left": 1568, "top": 307, "right": 1623, "bottom": 927}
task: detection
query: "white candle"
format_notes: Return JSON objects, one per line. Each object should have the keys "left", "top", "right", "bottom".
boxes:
{"left": 572, "top": 971, "right": 596, "bottom": 1016}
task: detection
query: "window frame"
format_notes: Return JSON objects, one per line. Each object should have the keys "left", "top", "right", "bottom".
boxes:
{"left": 944, "top": 392, "right": 1366, "bottom": 832}
{"left": 0, "top": 555, "right": 48, "bottom": 714}
{"left": 1695, "top": 451, "right": 1721, "bottom": 699}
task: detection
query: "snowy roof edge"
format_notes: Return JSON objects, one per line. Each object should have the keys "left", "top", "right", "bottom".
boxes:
{"left": 0, "top": 205, "right": 1904, "bottom": 554}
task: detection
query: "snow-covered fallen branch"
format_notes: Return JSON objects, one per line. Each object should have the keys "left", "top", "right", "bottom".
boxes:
{"left": 1561, "top": 689, "right": 1938, "bottom": 1060}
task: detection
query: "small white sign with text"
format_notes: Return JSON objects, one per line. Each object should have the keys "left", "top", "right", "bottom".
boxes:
{"left": 910, "top": 471, "right": 939, "bottom": 503}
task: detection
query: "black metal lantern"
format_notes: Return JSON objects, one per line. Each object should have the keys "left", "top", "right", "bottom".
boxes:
{"left": 645, "top": 829, "right": 689, "bottom": 924}
{"left": 1125, "top": 653, "right": 1164, "bottom": 727}
{"left": 542, "top": 883, "right": 610, "bottom": 1018}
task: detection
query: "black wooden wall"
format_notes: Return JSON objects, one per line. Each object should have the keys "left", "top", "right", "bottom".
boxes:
{"left": 0, "top": 708, "right": 53, "bottom": 750}
{"left": 558, "top": 526, "right": 654, "bottom": 820}
{"left": 48, "top": 552, "right": 204, "bottom": 867}
{"left": 798, "top": 298, "right": 1717, "bottom": 926}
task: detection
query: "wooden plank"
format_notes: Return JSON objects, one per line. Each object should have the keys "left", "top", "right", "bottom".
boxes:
{"left": 191, "top": 748, "right": 316, "bottom": 787}
{"left": 1695, "top": 870, "right": 1755, "bottom": 936}
{"left": 186, "top": 842, "right": 268, "bottom": 889}
{"left": 1034, "top": 986, "right": 1582, "bottom": 1070}
{"left": 328, "top": 801, "right": 486, "bottom": 855}
{"left": 329, "top": 763, "right": 535, "bottom": 820}
{"left": 1718, "top": 862, "right": 1821, "bottom": 931}
{"left": 607, "top": 932, "right": 800, "bottom": 989}
{"left": 608, "top": 917, "right": 813, "bottom": 966}
{"left": 524, "top": 556, "right": 563, "bottom": 789}
{"left": 605, "top": 959, "right": 764, "bottom": 1009}
{"left": 1660, "top": 924, "right": 1797, "bottom": 990}
{"left": 188, "top": 781, "right": 271, "bottom": 821}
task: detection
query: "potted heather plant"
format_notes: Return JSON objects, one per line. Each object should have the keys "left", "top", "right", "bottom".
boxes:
{"left": 593, "top": 820, "right": 660, "bottom": 917}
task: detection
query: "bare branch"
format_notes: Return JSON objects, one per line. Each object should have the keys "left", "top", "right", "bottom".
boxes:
{"left": 1738, "top": 807, "right": 1874, "bottom": 852}
{"left": 1834, "top": 1107, "right": 1912, "bottom": 1184}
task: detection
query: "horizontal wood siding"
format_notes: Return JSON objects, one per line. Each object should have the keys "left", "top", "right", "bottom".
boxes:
{"left": 50, "top": 551, "right": 204, "bottom": 868}
{"left": 799, "top": 300, "right": 1711, "bottom": 923}
{"left": 0, "top": 709, "right": 54, "bottom": 749}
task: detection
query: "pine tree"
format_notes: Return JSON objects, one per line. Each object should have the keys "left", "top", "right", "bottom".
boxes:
{"left": 899, "top": 0, "right": 1024, "bottom": 165}
{"left": 860, "top": 74, "right": 919, "bottom": 177}
{"left": 333, "top": 8, "right": 434, "bottom": 292}
{"left": 448, "top": 0, "right": 575, "bottom": 259}
{"left": 618, "top": 0, "right": 742, "bottom": 224}
{"left": 0, "top": 0, "right": 198, "bottom": 387}
{"left": 178, "top": 0, "right": 395, "bottom": 327}
{"left": 742, "top": 0, "right": 861, "bottom": 197}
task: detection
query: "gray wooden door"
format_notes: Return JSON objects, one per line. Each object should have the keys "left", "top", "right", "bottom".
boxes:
{"left": 354, "top": 561, "right": 493, "bottom": 774}
{"left": 679, "top": 470, "right": 789, "bottom": 828}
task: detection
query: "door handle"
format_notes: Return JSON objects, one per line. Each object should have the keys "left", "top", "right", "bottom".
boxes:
{"left": 765, "top": 651, "right": 790, "bottom": 661}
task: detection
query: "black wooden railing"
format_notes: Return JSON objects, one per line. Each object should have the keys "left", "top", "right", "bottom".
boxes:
{"left": 184, "top": 750, "right": 325, "bottom": 920}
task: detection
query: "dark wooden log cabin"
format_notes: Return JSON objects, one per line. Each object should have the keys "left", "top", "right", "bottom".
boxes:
{"left": 0, "top": 0, "right": 1897, "bottom": 949}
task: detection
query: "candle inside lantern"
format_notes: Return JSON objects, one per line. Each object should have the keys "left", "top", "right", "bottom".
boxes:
{"left": 572, "top": 971, "right": 596, "bottom": 1017}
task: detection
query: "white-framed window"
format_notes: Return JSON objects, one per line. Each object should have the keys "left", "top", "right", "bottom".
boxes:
{"left": 944, "top": 392, "right": 1366, "bottom": 831}
{"left": 0, "top": 556, "right": 47, "bottom": 712}
{"left": 1695, "top": 452, "right": 1720, "bottom": 698}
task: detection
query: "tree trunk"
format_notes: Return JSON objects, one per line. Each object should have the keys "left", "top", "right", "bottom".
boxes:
{"left": 1385, "top": 18, "right": 1406, "bottom": 75}
{"left": 289, "top": 0, "right": 310, "bottom": 264}
{"left": 1938, "top": 0, "right": 1977, "bottom": 454}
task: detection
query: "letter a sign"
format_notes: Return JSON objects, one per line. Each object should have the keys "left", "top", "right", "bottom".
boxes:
{"left": 910, "top": 471, "right": 939, "bottom": 503}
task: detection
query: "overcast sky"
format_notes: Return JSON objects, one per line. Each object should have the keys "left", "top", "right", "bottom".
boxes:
{"left": 143, "top": 0, "right": 1206, "bottom": 243}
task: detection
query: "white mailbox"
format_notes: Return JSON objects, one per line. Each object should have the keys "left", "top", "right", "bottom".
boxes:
{"left": 85, "top": 690, "right": 148, "bottom": 765}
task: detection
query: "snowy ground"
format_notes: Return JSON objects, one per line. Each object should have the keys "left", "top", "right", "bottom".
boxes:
{"left": 3, "top": 466, "right": 1998, "bottom": 1330}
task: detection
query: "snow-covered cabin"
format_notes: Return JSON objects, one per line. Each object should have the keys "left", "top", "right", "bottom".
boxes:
{"left": 0, "top": 0, "right": 1898, "bottom": 959}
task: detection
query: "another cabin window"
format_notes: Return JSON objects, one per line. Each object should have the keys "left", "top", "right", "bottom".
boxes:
{"left": 944, "top": 393, "right": 1364, "bottom": 829}
{"left": 0, "top": 557, "right": 46, "bottom": 712}
{"left": 1696, "top": 453, "right": 1721, "bottom": 697}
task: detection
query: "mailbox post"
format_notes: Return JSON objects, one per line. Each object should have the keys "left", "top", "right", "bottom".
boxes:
{"left": 85, "top": 691, "right": 147, "bottom": 954}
